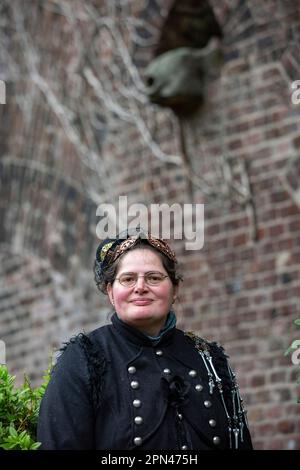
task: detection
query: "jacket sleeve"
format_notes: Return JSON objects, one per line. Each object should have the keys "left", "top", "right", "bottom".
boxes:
{"left": 37, "top": 338, "right": 95, "bottom": 449}
{"left": 210, "top": 342, "right": 253, "bottom": 450}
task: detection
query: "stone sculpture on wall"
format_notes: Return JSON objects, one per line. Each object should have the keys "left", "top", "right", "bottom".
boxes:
{"left": 144, "top": 38, "right": 223, "bottom": 116}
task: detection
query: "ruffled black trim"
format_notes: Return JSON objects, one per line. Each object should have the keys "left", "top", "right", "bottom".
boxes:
{"left": 58, "top": 333, "right": 106, "bottom": 411}
{"left": 161, "top": 374, "right": 191, "bottom": 449}
{"left": 208, "top": 341, "right": 232, "bottom": 392}
{"left": 161, "top": 374, "right": 191, "bottom": 408}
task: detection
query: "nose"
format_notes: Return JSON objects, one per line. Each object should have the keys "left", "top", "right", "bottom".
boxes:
{"left": 134, "top": 276, "right": 148, "bottom": 292}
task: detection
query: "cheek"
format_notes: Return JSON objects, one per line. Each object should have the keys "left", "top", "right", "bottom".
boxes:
{"left": 113, "top": 287, "right": 130, "bottom": 304}
{"left": 156, "top": 285, "right": 174, "bottom": 302}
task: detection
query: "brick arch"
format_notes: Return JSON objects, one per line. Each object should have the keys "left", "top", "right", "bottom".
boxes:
{"left": 0, "top": 158, "right": 96, "bottom": 273}
{"left": 0, "top": 158, "right": 106, "bottom": 384}
{"left": 0, "top": 155, "right": 107, "bottom": 385}
{"left": 0, "top": 244, "right": 106, "bottom": 385}
{"left": 0, "top": 249, "right": 62, "bottom": 383}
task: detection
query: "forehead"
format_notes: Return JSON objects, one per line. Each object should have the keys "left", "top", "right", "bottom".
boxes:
{"left": 117, "top": 248, "right": 165, "bottom": 273}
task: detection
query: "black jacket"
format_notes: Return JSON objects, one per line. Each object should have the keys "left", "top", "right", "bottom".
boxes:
{"left": 37, "top": 313, "right": 252, "bottom": 450}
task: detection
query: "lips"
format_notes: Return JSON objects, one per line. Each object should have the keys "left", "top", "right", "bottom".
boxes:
{"left": 131, "top": 299, "right": 153, "bottom": 306}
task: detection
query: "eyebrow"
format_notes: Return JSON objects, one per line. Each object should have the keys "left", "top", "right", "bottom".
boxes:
{"left": 118, "top": 271, "right": 165, "bottom": 275}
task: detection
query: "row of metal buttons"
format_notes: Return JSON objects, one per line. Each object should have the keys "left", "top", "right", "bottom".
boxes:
{"left": 129, "top": 349, "right": 221, "bottom": 447}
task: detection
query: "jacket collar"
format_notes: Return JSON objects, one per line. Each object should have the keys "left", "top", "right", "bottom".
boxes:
{"left": 111, "top": 312, "right": 176, "bottom": 347}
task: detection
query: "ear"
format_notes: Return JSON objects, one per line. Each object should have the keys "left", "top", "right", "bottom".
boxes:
{"left": 107, "top": 283, "right": 114, "bottom": 305}
{"left": 172, "top": 284, "right": 179, "bottom": 303}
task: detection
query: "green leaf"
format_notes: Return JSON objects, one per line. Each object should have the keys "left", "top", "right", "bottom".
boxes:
{"left": 0, "top": 442, "right": 18, "bottom": 450}
{"left": 30, "top": 441, "right": 41, "bottom": 450}
{"left": 294, "top": 319, "right": 300, "bottom": 326}
{"left": 291, "top": 340, "right": 300, "bottom": 349}
{"left": 9, "top": 425, "right": 18, "bottom": 438}
{"left": 284, "top": 346, "right": 293, "bottom": 356}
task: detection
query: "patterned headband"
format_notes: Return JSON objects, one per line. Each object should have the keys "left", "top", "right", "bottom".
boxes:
{"left": 97, "top": 234, "right": 177, "bottom": 272}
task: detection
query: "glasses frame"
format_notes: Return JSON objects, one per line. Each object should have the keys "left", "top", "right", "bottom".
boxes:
{"left": 115, "top": 272, "right": 169, "bottom": 287}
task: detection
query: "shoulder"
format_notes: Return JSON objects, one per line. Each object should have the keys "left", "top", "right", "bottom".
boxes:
{"left": 53, "top": 327, "right": 109, "bottom": 408}
{"left": 57, "top": 323, "right": 112, "bottom": 361}
{"left": 183, "top": 330, "right": 228, "bottom": 358}
{"left": 54, "top": 333, "right": 89, "bottom": 369}
{"left": 60, "top": 326, "right": 109, "bottom": 370}
{"left": 183, "top": 330, "right": 232, "bottom": 391}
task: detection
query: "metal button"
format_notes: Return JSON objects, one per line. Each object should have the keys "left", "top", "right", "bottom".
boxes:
{"left": 209, "top": 419, "right": 216, "bottom": 427}
{"left": 163, "top": 368, "right": 171, "bottom": 374}
{"left": 134, "top": 416, "right": 143, "bottom": 425}
{"left": 134, "top": 436, "right": 143, "bottom": 446}
{"left": 213, "top": 436, "right": 221, "bottom": 445}
{"left": 181, "top": 445, "right": 188, "bottom": 450}
{"left": 189, "top": 370, "right": 197, "bottom": 377}
{"left": 204, "top": 400, "right": 212, "bottom": 408}
{"left": 195, "top": 384, "right": 203, "bottom": 392}
{"left": 155, "top": 350, "right": 163, "bottom": 356}
{"left": 133, "top": 399, "right": 141, "bottom": 408}
{"left": 130, "top": 380, "right": 139, "bottom": 390}
{"left": 128, "top": 366, "right": 136, "bottom": 374}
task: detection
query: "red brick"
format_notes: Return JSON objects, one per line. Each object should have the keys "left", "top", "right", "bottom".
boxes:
{"left": 280, "top": 204, "right": 300, "bottom": 217}
{"left": 272, "top": 289, "right": 288, "bottom": 302}
{"left": 251, "top": 375, "right": 266, "bottom": 387}
{"left": 206, "top": 223, "right": 221, "bottom": 236}
{"left": 278, "top": 238, "right": 294, "bottom": 250}
{"left": 265, "top": 405, "right": 283, "bottom": 420}
{"left": 266, "top": 438, "right": 285, "bottom": 450}
{"left": 270, "top": 371, "right": 287, "bottom": 383}
{"left": 232, "top": 233, "right": 248, "bottom": 246}
{"left": 269, "top": 225, "right": 285, "bottom": 237}
{"left": 228, "top": 139, "right": 243, "bottom": 151}
{"left": 257, "top": 423, "right": 276, "bottom": 436}
{"left": 244, "top": 279, "right": 259, "bottom": 290}
{"left": 235, "top": 297, "right": 249, "bottom": 308}
{"left": 278, "top": 420, "right": 295, "bottom": 434}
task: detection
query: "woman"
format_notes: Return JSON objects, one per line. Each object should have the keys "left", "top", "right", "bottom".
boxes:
{"left": 37, "top": 230, "right": 252, "bottom": 450}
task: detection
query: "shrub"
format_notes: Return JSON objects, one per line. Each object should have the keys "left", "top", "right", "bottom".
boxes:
{"left": 0, "top": 362, "right": 51, "bottom": 450}
{"left": 285, "top": 318, "right": 300, "bottom": 404}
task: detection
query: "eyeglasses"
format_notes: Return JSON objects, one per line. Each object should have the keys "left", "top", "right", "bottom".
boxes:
{"left": 115, "top": 272, "right": 169, "bottom": 287}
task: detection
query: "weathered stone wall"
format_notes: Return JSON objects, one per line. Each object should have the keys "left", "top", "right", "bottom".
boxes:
{"left": 0, "top": 0, "right": 300, "bottom": 449}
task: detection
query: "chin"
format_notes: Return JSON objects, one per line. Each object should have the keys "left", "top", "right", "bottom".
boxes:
{"left": 130, "top": 309, "right": 156, "bottom": 319}
{"left": 129, "top": 309, "right": 168, "bottom": 324}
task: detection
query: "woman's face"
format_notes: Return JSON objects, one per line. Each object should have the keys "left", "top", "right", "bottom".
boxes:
{"left": 107, "top": 248, "right": 178, "bottom": 336}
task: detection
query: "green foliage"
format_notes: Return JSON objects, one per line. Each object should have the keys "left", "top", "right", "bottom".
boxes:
{"left": 285, "top": 318, "right": 300, "bottom": 404}
{"left": 0, "top": 361, "right": 51, "bottom": 450}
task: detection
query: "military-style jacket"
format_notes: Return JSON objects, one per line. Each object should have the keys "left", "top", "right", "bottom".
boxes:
{"left": 37, "top": 313, "right": 252, "bottom": 450}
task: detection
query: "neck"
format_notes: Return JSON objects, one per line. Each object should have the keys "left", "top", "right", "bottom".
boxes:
{"left": 112, "top": 312, "right": 177, "bottom": 347}
{"left": 130, "top": 319, "right": 166, "bottom": 338}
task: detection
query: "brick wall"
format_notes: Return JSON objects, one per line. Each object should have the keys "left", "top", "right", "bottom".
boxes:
{"left": 0, "top": 0, "right": 300, "bottom": 449}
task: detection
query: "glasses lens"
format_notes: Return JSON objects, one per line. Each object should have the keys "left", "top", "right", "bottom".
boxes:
{"left": 117, "top": 272, "right": 167, "bottom": 286}
{"left": 145, "top": 273, "right": 166, "bottom": 285}
{"left": 118, "top": 273, "right": 136, "bottom": 286}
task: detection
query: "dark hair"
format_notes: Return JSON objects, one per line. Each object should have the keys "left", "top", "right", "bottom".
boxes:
{"left": 94, "top": 239, "right": 182, "bottom": 294}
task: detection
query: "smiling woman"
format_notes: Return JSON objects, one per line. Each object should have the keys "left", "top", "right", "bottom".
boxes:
{"left": 37, "top": 229, "right": 253, "bottom": 450}
{"left": 107, "top": 249, "right": 177, "bottom": 336}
